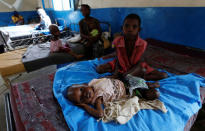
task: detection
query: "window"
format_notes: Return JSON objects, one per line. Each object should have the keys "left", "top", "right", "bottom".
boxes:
{"left": 52, "top": 0, "right": 71, "bottom": 11}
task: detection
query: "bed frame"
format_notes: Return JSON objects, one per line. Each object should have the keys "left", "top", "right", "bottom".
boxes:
{"left": 4, "top": 29, "right": 70, "bottom": 51}
{"left": 4, "top": 93, "right": 15, "bottom": 131}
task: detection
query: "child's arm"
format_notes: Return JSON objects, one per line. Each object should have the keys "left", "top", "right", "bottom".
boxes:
{"left": 106, "top": 59, "right": 121, "bottom": 78}
{"left": 77, "top": 97, "right": 103, "bottom": 118}
{"left": 100, "top": 52, "right": 116, "bottom": 60}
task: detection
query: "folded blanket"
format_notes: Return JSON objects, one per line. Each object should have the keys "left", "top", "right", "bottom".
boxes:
{"left": 53, "top": 58, "right": 205, "bottom": 131}
{"left": 102, "top": 96, "right": 167, "bottom": 124}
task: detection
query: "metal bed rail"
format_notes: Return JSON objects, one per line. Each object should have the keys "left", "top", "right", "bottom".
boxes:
{"left": 5, "top": 29, "right": 71, "bottom": 51}
{"left": 2, "top": 21, "right": 111, "bottom": 52}
{"left": 4, "top": 93, "right": 15, "bottom": 131}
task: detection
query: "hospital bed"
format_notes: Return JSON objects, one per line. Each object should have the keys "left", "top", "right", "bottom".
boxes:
{"left": 0, "top": 34, "right": 77, "bottom": 92}
{"left": 4, "top": 38, "right": 205, "bottom": 131}
{"left": 0, "top": 28, "right": 71, "bottom": 76}
{"left": 0, "top": 19, "right": 67, "bottom": 41}
{"left": 0, "top": 22, "right": 112, "bottom": 90}
{"left": 0, "top": 19, "right": 67, "bottom": 51}
{"left": 0, "top": 24, "right": 39, "bottom": 41}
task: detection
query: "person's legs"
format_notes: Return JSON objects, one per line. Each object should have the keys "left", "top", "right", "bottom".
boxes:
{"left": 127, "top": 62, "right": 168, "bottom": 81}
{"left": 144, "top": 70, "right": 168, "bottom": 81}
{"left": 146, "top": 82, "right": 160, "bottom": 89}
{"left": 92, "top": 40, "right": 104, "bottom": 58}
{"left": 126, "top": 63, "right": 144, "bottom": 77}
{"left": 96, "top": 63, "right": 112, "bottom": 74}
{"left": 138, "top": 88, "right": 160, "bottom": 100}
{"left": 84, "top": 42, "right": 93, "bottom": 59}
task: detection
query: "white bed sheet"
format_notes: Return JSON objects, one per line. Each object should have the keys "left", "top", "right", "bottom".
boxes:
{"left": 0, "top": 24, "right": 39, "bottom": 39}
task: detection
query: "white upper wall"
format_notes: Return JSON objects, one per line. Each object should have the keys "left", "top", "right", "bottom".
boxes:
{"left": 0, "top": 0, "right": 42, "bottom": 12}
{"left": 80, "top": 0, "right": 205, "bottom": 8}
{"left": 1, "top": 0, "right": 203, "bottom": 12}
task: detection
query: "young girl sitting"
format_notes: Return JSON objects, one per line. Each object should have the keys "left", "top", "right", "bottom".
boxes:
{"left": 67, "top": 78, "right": 160, "bottom": 118}
{"left": 49, "top": 24, "right": 83, "bottom": 59}
{"left": 97, "top": 14, "right": 167, "bottom": 81}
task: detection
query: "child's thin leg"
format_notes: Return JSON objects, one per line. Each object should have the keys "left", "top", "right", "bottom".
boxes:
{"left": 126, "top": 63, "right": 144, "bottom": 77}
{"left": 146, "top": 82, "right": 160, "bottom": 89}
{"left": 138, "top": 88, "right": 160, "bottom": 100}
{"left": 144, "top": 70, "right": 167, "bottom": 81}
{"left": 84, "top": 42, "right": 93, "bottom": 59}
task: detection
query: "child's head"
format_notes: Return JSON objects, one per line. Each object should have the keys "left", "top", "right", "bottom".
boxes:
{"left": 13, "top": 11, "right": 19, "bottom": 17}
{"left": 49, "top": 24, "right": 60, "bottom": 36}
{"left": 123, "top": 14, "right": 141, "bottom": 38}
{"left": 96, "top": 63, "right": 112, "bottom": 74}
{"left": 67, "top": 84, "right": 94, "bottom": 104}
{"left": 80, "top": 4, "right": 91, "bottom": 17}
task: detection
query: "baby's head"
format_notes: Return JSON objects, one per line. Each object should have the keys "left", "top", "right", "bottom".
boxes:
{"left": 96, "top": 63, "right": 112, "bottom": 74}
{"left": 123, "top": 14, "right": 141, "bottom": 38}
{"left": 49, "top": 24, "right": 60, "bottom": 36}
{"left": 67, "top": 84, "right": 94, "bottom": 104}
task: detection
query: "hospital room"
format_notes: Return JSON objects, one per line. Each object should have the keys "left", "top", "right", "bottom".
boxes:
{"left": 0, "top": 0, "right": 205, "bottom": 130}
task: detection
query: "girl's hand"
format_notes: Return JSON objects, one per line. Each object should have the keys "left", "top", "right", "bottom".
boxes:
{"left": 76, "top": 103, "right": 87, "bottom": 108}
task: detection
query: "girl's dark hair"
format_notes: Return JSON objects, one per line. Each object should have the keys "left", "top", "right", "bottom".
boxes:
{"left": 123, "top": 14, "right": 141, "bottom": 26}
{"left": 81, "top": 4, "right": 91, "bottom": 11}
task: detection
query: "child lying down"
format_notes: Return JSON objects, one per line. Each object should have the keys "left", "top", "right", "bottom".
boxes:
{"left": 67, "top": 76, "right": 164, "bottom": 119}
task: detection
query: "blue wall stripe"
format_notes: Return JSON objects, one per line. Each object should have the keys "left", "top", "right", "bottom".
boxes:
{"left": 0, "top": 11, "right": 39, "bottom": 26}
{"left": 51, "top": 7, "right": 205, "bottom": 50}
{"left": 42, "top": 0, "right": 45, "bottom": 9}
{"left": 0, "top": 7, "right": 205, "bottom": 50}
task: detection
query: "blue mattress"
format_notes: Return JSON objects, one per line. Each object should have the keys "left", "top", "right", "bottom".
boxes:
{"left": 53, "top": 58, "right": 205, "bottom": 131}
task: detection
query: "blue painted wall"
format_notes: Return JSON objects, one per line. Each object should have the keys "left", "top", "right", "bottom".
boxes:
{"left": 0, "top": 11, "right": 39, "bottom": 26}
{"left": 0, "top": 7, "right": 204, "bottom": 50}
{"left": 50, "top": 7, "right": 205, "bottom": 50}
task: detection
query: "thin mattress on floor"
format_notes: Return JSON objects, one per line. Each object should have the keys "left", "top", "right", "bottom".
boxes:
{"left": 53, "top": 58, "right": 205, "bottom": 131}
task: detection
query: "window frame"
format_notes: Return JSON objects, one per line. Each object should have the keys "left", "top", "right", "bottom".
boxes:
{"left": 52, "top": 0, "right": 73, "bottom": 11}
{"left": 42, "top": 0, "right": 74, "bottom": 11}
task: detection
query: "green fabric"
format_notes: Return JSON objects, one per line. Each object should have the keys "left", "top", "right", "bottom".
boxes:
{"left": 134, "top": 89, "right": 142, "bottom": 98}
{"left": 91, "top": 29, "right": 99, "bottom": 37}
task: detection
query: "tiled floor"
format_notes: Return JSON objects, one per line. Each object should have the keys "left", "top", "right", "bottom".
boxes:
{"left": 0, "top": 65, "right": 56, "bottom": 131}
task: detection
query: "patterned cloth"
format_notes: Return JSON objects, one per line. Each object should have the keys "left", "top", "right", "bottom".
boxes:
{"left": 88, "top": 78, "right": 126, "bottom": 104}
{"left": 11, "top": 15, "right": 23, "bottom": 24}
{"left": 50, "top": 39, "right": 63, "bottom": 52}
{"left": 50, "top": 39, "right": 71, "bottom": 53}
{"left": 102, "top": 96, "right": 167, "bottom": 124}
